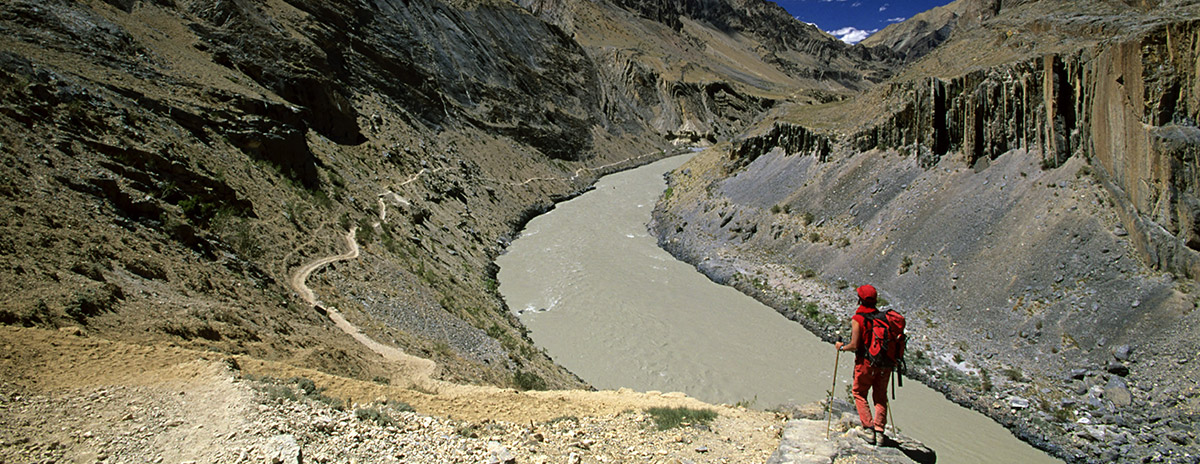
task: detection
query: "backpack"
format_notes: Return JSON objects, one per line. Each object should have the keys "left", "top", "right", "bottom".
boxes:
{"left": 861, "top": 308, "right": 906, "bottom": 371}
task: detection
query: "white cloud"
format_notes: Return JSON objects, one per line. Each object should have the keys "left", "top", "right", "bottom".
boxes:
{"left": 879, "top": 3, "right": 889, "bottom": 11}
{"left": 851, "top": 1, "right": 862, "bottom": 6}
{"left": 829, "top": 26, "right": 877, "bottom": 44}
{"left": 887, "top": 16, "right": 906, "bottom": 23}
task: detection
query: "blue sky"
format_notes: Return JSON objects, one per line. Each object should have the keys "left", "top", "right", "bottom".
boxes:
{"left": 774, "top": 0, "right": 953, "bottom": 44}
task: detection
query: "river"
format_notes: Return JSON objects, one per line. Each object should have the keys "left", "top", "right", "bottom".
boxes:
{"left": 496, "top": 154, "right": 1061, "bottom": 463}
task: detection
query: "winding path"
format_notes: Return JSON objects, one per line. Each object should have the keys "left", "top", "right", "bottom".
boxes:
{"left": 287, "top": 227, "right": 437, "bottom": 384}
{"left": 287, "top": 148, "right": 684, "bottom": 386}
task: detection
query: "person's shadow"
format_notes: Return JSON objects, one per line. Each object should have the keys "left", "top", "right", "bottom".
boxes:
{"left": 879, "top": 433, "right": 936, "bottom": 464}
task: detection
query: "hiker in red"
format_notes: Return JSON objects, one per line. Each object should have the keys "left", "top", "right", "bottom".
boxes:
{"left": 835, "top": 284, "right": 889, "bottom": 445}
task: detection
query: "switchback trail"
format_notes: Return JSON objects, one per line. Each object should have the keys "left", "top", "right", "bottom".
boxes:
{"left": 287, "top": 227, "right": 438, "bottom": 386}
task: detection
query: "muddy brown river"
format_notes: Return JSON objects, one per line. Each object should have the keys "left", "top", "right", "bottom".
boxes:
{"left": 496, "top": 154, "right": 1061, "bottom": 463}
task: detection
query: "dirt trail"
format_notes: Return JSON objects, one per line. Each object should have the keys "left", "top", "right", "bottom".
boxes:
{"left": 287, "top": 227, "right": 438, "bottom": 386}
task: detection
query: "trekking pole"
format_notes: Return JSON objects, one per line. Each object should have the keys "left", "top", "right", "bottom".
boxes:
{"left": 888, "top": 369, "right": 897, "bottom": 433}
{"left": 826, "top": 338, "right": 841, "bottom": 440}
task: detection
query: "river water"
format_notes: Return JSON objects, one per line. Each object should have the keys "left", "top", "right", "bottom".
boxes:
{"left": 496, "top": 154, "right": 1061, "bottom": 463}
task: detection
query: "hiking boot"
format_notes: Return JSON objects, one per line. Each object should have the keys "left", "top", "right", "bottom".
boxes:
{"left": 856, "top": 427, "right": 876, "bottom": 445}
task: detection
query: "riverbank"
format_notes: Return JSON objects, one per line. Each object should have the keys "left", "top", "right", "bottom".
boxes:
{"left": 649, "top": 145, "right": 1199, "bottom": 463}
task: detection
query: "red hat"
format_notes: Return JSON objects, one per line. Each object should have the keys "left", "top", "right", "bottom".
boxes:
{"left": 857, "top": 284, "right": 877, "bottom": 300}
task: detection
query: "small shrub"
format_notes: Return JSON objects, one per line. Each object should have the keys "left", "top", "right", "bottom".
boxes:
{"left": 835, "top": 279, "right": 849, "bottom": 290}
{"left": 513, "top": 370, "right": 546, "bottom": 391}
{"left": 980, "top": 368, "right": 993, "bottom": 392}
{"left": 808, "top": 232, "right": 821, "bottom": 242}
{"left": 455, "top": 423, "right": 481, "bottom": 438}
{"left": 801, "top": 212, "right": 814, "bottom": 225}
{"left": 899, "top": 256, "right": 913, "bottom": 274}
{"left": 645, "top": 407, "right": 717, "bottom": 430}
{"left": 356, "top": 217, "right": 376, "bottom": 243}
{"left": 372, "top": 376, "right": 391, "bottom": 385}
{"left": 384, "top": 399, "right": 414, "bottom": 412}
{"left": 265, "top": 385, "right": 298, "bottom": 403}
{"left": 1051, "top": 406, "right": 1073, "bottom": 423}
{"left": 770, "top": 204, "right": 782, "bottom": 214}
{"left": 803, "top": 302, "right": 820, "bottom": 320}
{"left": 355, "top": 407, "right": 396, "bottom": 427}
{"left": 1002, "top": 367, "right": 1024, "bottom": 382}
{"left": 837, "top": 237, "right": 850, "bottom": 248}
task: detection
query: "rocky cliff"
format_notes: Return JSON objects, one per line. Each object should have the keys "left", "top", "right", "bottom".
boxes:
{"left": 652, "top": 2, "right": 1200, "bottom": 462}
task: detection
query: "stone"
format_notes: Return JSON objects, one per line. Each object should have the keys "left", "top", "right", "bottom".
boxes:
{"left": 266, "top": 435, "right": 301, "bottom": 464}
{"left": 486, "top": 442, "right": 516, "bottom": 464}
{"left": 1106, "top": 362, "right": 1130, "bottom": 377}
{"left": 1113, "top": 344, "right": 1132, "bottom": 361}
{"left": 1104, "top": 377, "right": 1132, "bottom": 407}
{"left": 1009, "top": 396, "right": 1031, "bottom": 409}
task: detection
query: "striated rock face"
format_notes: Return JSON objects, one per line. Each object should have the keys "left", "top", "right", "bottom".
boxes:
{"left": 855, "top": 21, "right": 1200, "bottom": 277}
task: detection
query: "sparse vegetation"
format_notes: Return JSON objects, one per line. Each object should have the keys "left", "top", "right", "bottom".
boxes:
{"left": 899, "top": 255, "right": 913, "bottom": 274}
{"left": 645, "top": 406, "right": 717, "bottom": 430}
{"left": 356, "top": 217, "right": 376, "bottom": 243}
{"left": 356, "top": 407, "right": 397, "bottom": 427}
{"left": 979, "top": 368, "right": 993, "bottom": 392}
{"left": 254, "top": 376, "right": 344, "bottom": 409}
{"left": 513, "top": 370, "right": 547, "bottom": 391}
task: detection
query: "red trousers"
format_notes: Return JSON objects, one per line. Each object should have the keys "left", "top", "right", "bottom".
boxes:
{"left": 853, "top": 361, "right": 890, "bottom": 431}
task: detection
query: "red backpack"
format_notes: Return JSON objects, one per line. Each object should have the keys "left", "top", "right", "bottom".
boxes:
{"left": 861, "top": 308, "right": 906, "bottom": 370}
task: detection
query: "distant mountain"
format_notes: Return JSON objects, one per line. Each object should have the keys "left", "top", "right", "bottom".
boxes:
{"left": 859, "top": 0, "right": 966, "bottom": 62}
